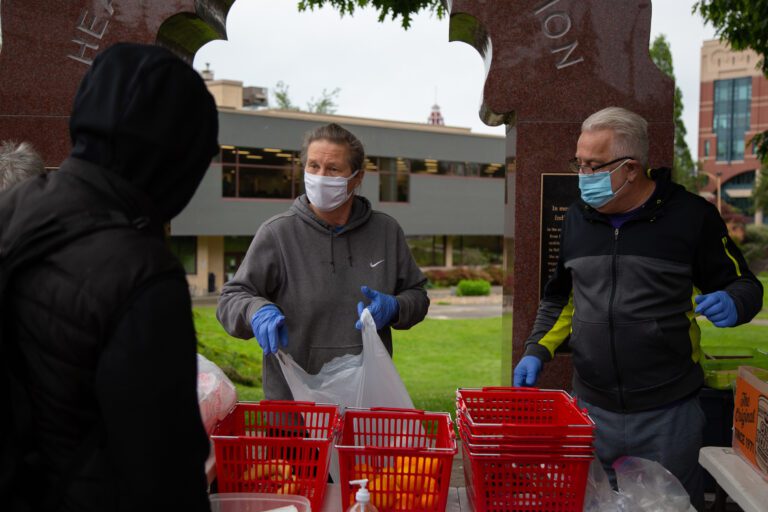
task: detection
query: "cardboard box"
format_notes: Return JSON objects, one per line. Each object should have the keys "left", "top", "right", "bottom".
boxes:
{"left": 732, "top": 366, "right": 768, "bottom": 479}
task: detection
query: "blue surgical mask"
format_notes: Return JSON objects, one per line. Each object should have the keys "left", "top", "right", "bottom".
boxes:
{"left": 578, "top": 160, "right": 630, "bottom": 208}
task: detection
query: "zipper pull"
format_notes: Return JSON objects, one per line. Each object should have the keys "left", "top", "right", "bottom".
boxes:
{"left": 614, "top": 227, "right": 619, "bottom": 240}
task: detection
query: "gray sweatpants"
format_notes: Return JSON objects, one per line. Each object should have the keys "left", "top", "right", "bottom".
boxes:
{"left": 578, "top": 395, "right": 706, "bottom": 512}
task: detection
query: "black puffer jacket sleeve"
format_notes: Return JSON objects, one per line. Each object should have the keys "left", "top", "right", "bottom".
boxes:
{"left": 95, "top": 277, "right": 211, "bottom": 512}
{"left": 693, "top": 203, "right": 764, "bottom": 324}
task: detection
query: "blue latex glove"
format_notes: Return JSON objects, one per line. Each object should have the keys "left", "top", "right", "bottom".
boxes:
{"left": 250, "top": 305, "right": 288, "bottom": 355}
{"left": 513, "top": 355, "right": 542, "bottom": 387}
{"left": 695, "top": 291, "right": 738, "bottom": 327}
{"left": 354, "top": 285, "right": 399, "bottom": 330}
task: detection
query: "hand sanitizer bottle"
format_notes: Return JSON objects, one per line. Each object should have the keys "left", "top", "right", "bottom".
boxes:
{"left": 346, "top": 479, "right": 379, "bottom": 512}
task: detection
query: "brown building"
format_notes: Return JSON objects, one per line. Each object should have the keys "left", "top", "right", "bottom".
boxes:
{"left": 699, "top": 39, "right": 768, "bottom": 215}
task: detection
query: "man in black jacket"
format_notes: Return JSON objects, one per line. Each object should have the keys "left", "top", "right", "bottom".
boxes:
{"left": 514, "top": 106, "right": 763, "bottom": 511}
{"left": 0, "top": 43, "right": 218, "bottom": 511}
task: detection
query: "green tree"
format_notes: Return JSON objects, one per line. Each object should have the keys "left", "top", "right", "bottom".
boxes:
{"left": 649, "top": 35, "right": 702, "bottom": 192}
{"left": 273, "top": 81, "right": 341, "bottom": 114}
{"left": 307, "top": 87, "right": 341, "bottom": 114}
{"left": 695, "top": 0, "right": 768, "bottom": 161}
{"left": 753, "top": 165, "right": 768, "bottom": 216}
{"left": 273, "top": 81, "right": 299, "bottom": 111}
{"left": 297, "top": 0, "right": 444, "bottom": 29}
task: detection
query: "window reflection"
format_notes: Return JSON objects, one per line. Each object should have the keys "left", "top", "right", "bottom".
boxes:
{"left": 713, "top": 77, "right": 752, "bottom": 162}
{"left": 379, "top": 157, "right": 410, "bottom": 202}
{"left": 217, "top": 145, "right": 505, "bottom": 202}
{"left": 220, "top": 146, "right": 300, "bottom": 199}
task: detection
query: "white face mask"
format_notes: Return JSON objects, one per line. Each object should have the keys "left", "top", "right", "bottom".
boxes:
{"left": 304, "top": 170, "right": 360, "bottom": 212}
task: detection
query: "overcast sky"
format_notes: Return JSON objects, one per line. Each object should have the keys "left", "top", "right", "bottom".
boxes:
{"left": 194, "top": 1, "right": 717, "bottom": 158}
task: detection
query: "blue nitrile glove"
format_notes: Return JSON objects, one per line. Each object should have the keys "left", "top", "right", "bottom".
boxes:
{"left": 250, "top": 305, "right": 288, "bottom": 355}
{"left": 695, "top": 291, "right": 738, "bottom": 327}
{"left": 513, "top": 356, "right": 543, "bottom": 387}
{"left": 354, "top": 285, "right": 399, "bottom": 330}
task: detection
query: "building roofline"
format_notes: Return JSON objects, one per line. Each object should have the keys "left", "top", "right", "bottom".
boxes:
{"left": 219, "top": 108, "right": 505, "bottom": 139}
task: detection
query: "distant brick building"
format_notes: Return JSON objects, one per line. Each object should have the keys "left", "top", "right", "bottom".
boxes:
{"left": 698, "top": 39, "right": 768, "bottom": 215}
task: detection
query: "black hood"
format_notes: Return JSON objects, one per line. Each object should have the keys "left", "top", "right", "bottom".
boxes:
{"left": 69, "top": 43, "right": 219, "bottom": 222}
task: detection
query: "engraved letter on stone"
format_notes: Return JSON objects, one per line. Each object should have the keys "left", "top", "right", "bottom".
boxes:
{"left": 75, "top": 8, "right": 109, "bottom": 39}
{"left": 552, "top": 41, "right": 584, "bottom": 69}
{"left": 542, "top": 12, "right": 571, "bottom": 39}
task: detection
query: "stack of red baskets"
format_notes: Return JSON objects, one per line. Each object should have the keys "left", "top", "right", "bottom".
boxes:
{"left": 335, "top": 407, "right": 458, "bottom": 512}
{"left": 210, "top": 400, "right": 340, "bottom": 511}
{"left": 456, "top": 387, "right": 595, "bottom": 512}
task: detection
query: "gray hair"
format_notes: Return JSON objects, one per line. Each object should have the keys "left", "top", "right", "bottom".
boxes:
{"left": 0, "top": 140, "right": 45, "bottom": 191}
{"left": 300, "top": 123, "right": 365, "bottom": 172}
{"left": 582, "top": 107, "right": 649, "bottom": 168}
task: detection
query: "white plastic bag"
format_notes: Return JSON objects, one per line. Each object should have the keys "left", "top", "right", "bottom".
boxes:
{"left": 197, "top": 353, "right": 237, "bottom": 434}
{"left": 277, "top": 308, "right": 416, "bottom": 481}
{"left": 585, "top": 456, "right": 692, "bottom": 512}
{"left": 584, "top": 458, "right": 621, "bottom": 512}
{"left": 584, "top": 458, "right": 644, "bottom": 512}
{"left": 612, "top": 456, "right": 691, "bottom": 512}
{"left": 276, "top": 308, "right": 414, "bottom": 411}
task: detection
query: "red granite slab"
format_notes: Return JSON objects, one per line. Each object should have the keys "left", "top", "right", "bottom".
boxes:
{"left": 450, "top": 0, "right": 674, "bottom": 389}
{"left": 0, "top": 0, "right": 232, "bottom": 166}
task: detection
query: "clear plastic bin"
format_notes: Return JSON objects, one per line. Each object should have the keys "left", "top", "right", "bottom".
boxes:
{"left": 209, "top": 493, "right": 311, "bottom": 512}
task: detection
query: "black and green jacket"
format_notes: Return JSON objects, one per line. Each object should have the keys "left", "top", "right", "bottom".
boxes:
{"left": 524, "top": 169, "right": 763, "bottom": 412}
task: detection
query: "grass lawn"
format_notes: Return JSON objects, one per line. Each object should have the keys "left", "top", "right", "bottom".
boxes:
{"left": 392, "top": 317, "right": 502, "bottom": 414}
{"left": 194, "top": 299, "right": 768, "bottom": 415}
{"left": 699, "top": 320, "right": 768, "bottom": 349}
{"left": 755, "top": 275, "right": 768, "bottom": 320}
{"left": 194, "top": 306, "right": 502, "bottom": 412}
{"left": 194, "top": 307, "right": 264, "bottom": 401}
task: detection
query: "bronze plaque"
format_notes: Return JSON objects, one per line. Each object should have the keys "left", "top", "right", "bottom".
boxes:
{"left": 539, "top": 173, "right": 579, "bottom": 299}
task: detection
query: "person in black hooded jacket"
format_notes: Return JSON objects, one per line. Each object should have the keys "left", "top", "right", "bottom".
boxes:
{"left": 0, "top": 43, "right": 218, "bottom": 511}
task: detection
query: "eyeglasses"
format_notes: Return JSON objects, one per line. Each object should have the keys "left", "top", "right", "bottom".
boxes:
{"left": 568, "top": 156, "right": 634, "bottom": 174}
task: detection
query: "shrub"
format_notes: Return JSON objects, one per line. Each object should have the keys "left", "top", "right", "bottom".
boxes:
{"left": 740, "top": 225, "right": 768, "bottom": 273}
{"left": 483, "top": 265, "right": 504, "bottom": 286}
{"left": 423, "top": 265, "right": 504, "bottom": 287}
{"left": 456, "top": 279, "right": 491, "bottom": 296}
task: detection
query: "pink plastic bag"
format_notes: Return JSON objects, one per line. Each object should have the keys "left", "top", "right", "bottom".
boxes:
{"left": 197, "top": 353, "right": 237, "bottom": 434}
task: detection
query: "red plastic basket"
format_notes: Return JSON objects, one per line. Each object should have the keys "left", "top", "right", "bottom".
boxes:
{"left": 456, "top": 414, "right": 595, "bottom": 448}
{"left": 335, "top": 407, "right": 457, "bottom": 512}
{"left": 457, "top": 387, "right": 594, "bottom": 438}
{"left": 211, "top": 401, "right": 340, "bottom": 511}
{"left": 458, "top": 431, "right": 593, "bottom": 457}
{"left": 460, "top": 441, "right": 592, "bottom": 512}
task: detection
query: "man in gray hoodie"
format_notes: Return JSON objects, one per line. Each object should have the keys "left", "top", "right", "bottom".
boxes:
{"left": 217, "top": 123, "right": 430, "bottom": 400}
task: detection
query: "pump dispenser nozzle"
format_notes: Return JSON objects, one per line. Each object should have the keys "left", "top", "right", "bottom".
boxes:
{"left": 347, "top": 479, "right": 378, "bottom": 511}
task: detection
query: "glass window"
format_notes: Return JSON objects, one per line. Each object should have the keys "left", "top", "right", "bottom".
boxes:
{"left": 480, "top": 163, "right": 505, "bottom": 178}
{"left": 168, "top": 236, "right": 197, "bottom": 274}
{"left": 410, "top": 158, "right": 442, "bottom": 174}
{"left": 224, "top": 236, "right": 252, "bottom": 282}
{"left": 219, "top": 146, "right": 301, "bottom": 199}
{"left": 713, "top": 78, "right": 752, "bottom": 162}
{"left": 407, "top": 236, "right": 445, "bottom": 266}
{"left": 453, "top": 236, "right": 503, "bottom": 265}
{"left": 704, "top": 140, "right": 710, "bottom": 157}
{"left": 379, "top": 157, "right": 409, "bottom": 202}
{"left": 223, "top": 166, "right": 237, "bottom": 197}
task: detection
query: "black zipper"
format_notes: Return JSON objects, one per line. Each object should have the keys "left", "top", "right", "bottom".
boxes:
{"left": 608, "top": 226, "right": 626, "bottom": 410}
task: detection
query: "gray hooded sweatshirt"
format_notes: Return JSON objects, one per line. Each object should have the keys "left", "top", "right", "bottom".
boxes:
{"left": 217, "top": 194, "right": 430, "bottom": 400}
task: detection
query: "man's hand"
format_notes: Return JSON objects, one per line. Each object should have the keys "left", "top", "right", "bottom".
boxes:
{"left": 355, "top": 285, "right": 399, "bottom": 330}
{"left": 695, "top": 291, "right": 738, "bottom": 328}
{"left": 250, "top": 305, "right": 288, "bottom": 354}
{"left": 513, "top": 355, "right": 542, "bottom": 387}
